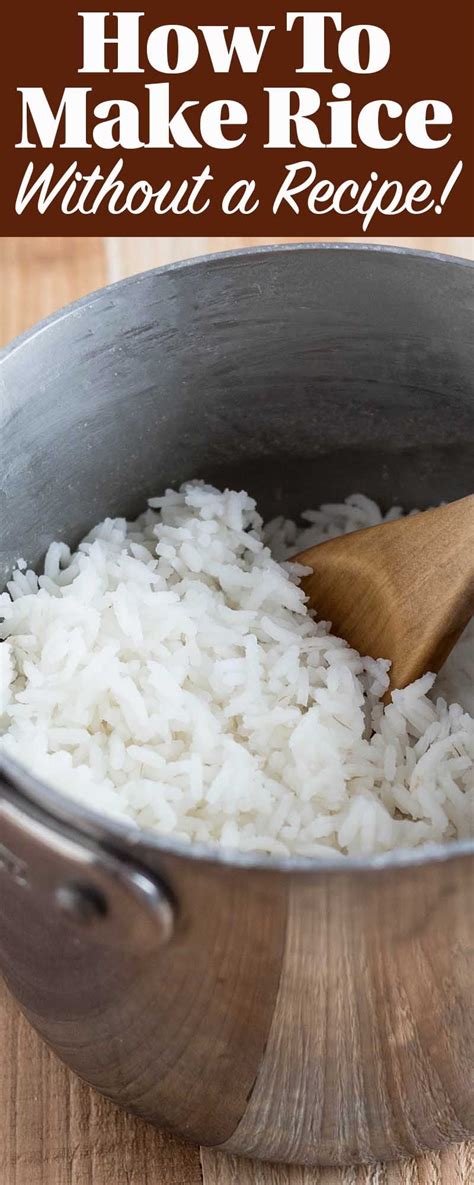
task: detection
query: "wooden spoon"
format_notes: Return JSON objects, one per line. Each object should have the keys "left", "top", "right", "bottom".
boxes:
{"left": 294, "top": 495, "right": 474, "bottom": 695}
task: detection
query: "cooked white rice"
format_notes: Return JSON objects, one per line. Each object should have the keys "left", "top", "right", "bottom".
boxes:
{"left": 1, "top": 483, "right": 472, "bottom": 858}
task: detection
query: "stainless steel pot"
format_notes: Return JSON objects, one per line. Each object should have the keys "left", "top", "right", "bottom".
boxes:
{"left": 1, "top": 244, "right": 473, "bottom": 1167}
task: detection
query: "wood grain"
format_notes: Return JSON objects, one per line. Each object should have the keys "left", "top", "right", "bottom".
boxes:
{"left": 0, "top": 238, "right": 107, "bottom": 345}
{"left": 200, "top": 1145, "right": 474, "bottom": 1185}
{"left": 1, "top": 235, "right": 472, "bottom": 1185}
{"left": 0, "top": 981, "right": 203, "bottom": 1185}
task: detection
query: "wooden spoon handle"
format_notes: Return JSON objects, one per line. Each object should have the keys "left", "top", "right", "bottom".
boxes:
{"left": 295, "top": 496, "right": 474, "bottom": 693}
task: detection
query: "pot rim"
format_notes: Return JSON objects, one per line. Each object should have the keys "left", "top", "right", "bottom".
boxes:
{"left": 2, "top": 241, "right": 473, "bottom": 876}
{"left": 1, "top": 239, "right": 472, "bottom": 366}
{"left": 2, "top": 749, "right": 473, "bottom": 875}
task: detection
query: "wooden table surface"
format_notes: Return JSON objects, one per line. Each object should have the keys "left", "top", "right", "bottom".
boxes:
{"left": 1, "top": 235, "right": 472, "bottom": 1185}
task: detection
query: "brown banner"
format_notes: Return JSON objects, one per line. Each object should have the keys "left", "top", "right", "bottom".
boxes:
{"left": 1, "top": 0, "right": 473, "bottom": 235}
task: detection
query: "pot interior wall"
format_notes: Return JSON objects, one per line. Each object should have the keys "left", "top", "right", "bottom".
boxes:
{"left": 2, "top": 246, "right": 473, "bottom": 583}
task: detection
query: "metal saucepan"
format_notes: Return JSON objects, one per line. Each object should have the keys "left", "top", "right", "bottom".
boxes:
{"left": 1, "top": 244, "right": 473, "bottom": 1166}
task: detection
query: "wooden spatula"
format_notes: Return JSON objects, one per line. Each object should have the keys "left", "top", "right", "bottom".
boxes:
{"left": 294, "top": 495, "right": 474, "bottom": 694}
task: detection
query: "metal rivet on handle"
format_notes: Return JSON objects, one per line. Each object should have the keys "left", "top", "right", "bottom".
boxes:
{"left": 1, "top": 793, "right": 174, "bottom": 949}
{"left": 55, "top": 882, "right": 108, "bottom": 924}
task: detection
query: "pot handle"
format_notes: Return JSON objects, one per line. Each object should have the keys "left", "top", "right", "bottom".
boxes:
{"left": 0, "top": 776, "right": 174, "bottom": 953}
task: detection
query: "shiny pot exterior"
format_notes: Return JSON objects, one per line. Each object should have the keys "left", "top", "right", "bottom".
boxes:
{"left": 1, "top": 245, "right": 473, "bottom": 1165}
